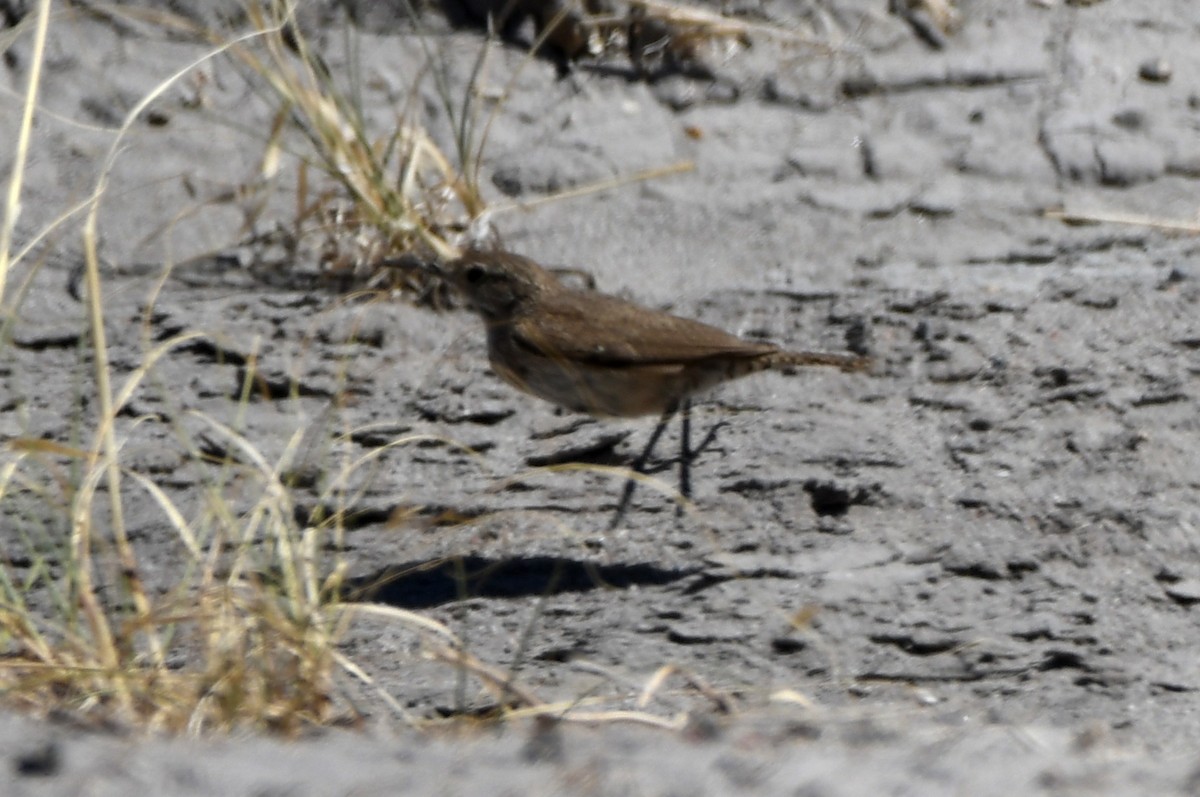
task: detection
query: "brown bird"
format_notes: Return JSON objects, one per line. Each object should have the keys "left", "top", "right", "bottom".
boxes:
{"left": 395, "top": 248, "right": 869, "bottom": 527}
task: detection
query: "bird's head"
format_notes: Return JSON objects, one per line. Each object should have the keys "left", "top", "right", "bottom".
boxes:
{"left": 444, "top": 249, "right": 555, "bottom": 321}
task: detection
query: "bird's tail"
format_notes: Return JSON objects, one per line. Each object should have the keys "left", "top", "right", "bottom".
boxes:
{"left": 769, "top": 350, "right": 872, "bottom": 373}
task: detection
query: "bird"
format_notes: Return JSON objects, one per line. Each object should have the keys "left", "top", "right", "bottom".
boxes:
{"left": 392, "top": 247, "right": 869, "bottom": 527}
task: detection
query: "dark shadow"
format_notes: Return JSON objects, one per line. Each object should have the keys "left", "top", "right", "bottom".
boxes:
{"left": 344, "top": 554, "right": 698, "bottom": 609}
{"left": 436, "top": 0, "right": 593, "bottom": 65}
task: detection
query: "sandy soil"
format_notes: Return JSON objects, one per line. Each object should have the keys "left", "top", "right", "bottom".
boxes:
{"left": 3, "top": 0, "right": 1200, "bottom": 794}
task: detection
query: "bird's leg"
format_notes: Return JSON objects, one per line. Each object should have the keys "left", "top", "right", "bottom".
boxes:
{"left": 677, "top": 398, "right": 693, "bottom": 515}
{"left": 608, "top": 402, "right": 677, "bottom": 530}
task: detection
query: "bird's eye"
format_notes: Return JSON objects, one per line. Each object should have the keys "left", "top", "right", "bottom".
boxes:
{"left": 464, "top": 264, "right": 486, "bottom": 284}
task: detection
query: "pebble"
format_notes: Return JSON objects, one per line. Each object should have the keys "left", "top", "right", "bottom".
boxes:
{"left": 1138, "top": 58, "right": 1172, "bottom": 83}
{"left": 1163, "top": 579, "right": 1200, "bottom": 605}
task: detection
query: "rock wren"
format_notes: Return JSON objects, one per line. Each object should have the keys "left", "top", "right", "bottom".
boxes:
{"left": 396, "top": 248, "right": 869, "bottom": 526}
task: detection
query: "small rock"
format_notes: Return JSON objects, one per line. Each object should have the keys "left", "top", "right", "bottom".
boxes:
{"left": 14, "top": 739, "right": 60, "bottom": 777}
{"left": 861, "top": 134, "right": 945, "bottom": 180}
{"left": 525, "top": 428, "right": 629, "bottom": 467}
{"left": 1110, "top": 108, "right": 1146, "bottom": 131}
{"left": 1096, "top": 140, "right": 1166, "bottom": 186}
{"left": 1138, "top": 58, "right": 1172, "bottom": 83}
{"left": 1163, "top": 579, "right": 1200, "bottom": 606}
{"left": 911, "top": 176, "right": 963, "bottom": 217}
{"left": 784, "top": 146, "right": 863, "bottom": 180}
{"left": 668, "top": 619, "right": 754, "bottom": 644}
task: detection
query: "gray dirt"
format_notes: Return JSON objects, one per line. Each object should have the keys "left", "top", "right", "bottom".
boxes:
{"left": 2, "top": 1, "right": 1199, "bottom": 794}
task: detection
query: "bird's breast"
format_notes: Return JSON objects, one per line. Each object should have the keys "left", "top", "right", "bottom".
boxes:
{"left": 486, "top": 329, "right": 691, "bottom": 417}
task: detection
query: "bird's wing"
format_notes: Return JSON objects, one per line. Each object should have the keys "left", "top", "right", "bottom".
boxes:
{"left": 510, "top": 290, "right": 777, "bottom": 366}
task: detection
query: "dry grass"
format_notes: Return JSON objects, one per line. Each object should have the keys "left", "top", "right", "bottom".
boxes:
{"left": 0, "top": 0, "right": 811, "bottom": 736}
{"left": 228, "top": 2, "right": 480, "bottom": 274}
{"left": 0, "top": 0, "right": 485, "bottom": 735}
{"left": 1043, "top": 208, "right": 1200, "bottom": 234}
